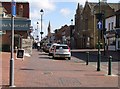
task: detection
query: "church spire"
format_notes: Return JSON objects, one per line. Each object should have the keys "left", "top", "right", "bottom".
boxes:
{"left": 48, "top": 21, "right": 51, "bottom": 43}
{"left": 48, "top": 21, "right": 51, "bottom": 33}
{"left": 77, "top": 3, "right": 80, "bottom": 9}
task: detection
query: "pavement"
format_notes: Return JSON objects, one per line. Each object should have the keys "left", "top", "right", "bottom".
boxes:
{"left": 0, "top": 49, "right": 119, "bottom": 89}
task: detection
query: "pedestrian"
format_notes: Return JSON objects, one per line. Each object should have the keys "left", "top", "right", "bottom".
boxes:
{"left": 37, "top": 42, "right": 40, "bottom": 51}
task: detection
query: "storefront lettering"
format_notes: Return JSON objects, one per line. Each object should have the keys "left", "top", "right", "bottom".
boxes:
{"left": 1, "top": 19, "right": 31, "bottom": 30}
{"left": 1, "top": 23, "right": 29, "bottom": 28}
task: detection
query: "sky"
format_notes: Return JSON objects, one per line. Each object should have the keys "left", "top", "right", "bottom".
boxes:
{"left": 30, "top": 0, "right": 119, "bottom": 40}
{"left": 1, "top": 0, "right": 120, "bottom": 40}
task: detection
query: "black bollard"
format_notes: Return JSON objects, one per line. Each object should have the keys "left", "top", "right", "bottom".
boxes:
{"left": 86, "top": 52, "right": 89, "bottom": 65}
{"left": 108, "top": 56, "right": 112, "bottom": 75}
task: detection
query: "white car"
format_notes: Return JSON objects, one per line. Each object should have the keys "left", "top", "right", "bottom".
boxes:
{"left": 53, "top": 44, "right": 71, "bottom": 60}
{"left": 48, "top": 43, "right": 60, "bottom": 56}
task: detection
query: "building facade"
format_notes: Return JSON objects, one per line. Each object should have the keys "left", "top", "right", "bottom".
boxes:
{"left": 105, "top": 9, "right": 120, "bottom": 51}
{"left": 0, "top": 2, "right": 31, "bottom": 51}
{"left": 54, "top": 25, "right": 70, "bottom": 45}
{"left": 74, "top": 1, "right": 119, "bottom": 49}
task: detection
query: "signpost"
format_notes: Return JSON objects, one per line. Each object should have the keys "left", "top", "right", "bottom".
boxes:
{"left": 97, "top": 20, "right": 102, "bottom": 71}
{"left": 9, "top": 0, "right": 16, "bottom": 87}
{"left": 97, "top": 21, "right": 102, "bottom": 30}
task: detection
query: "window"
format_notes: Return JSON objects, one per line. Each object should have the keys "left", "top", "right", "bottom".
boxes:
{"left": 108, "top": 23, "right": 110, "bottom": 30}
{"left": 109, "top": 37, "right": 116, "bottom": 45}
{"left": 111, "top": 22, "right": 114, "bottom": 30}
{"left": 56, "top": 46, "right": 68, "bottom": 49}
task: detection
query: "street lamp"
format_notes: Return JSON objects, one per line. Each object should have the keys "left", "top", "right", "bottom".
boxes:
{"left": 71, "top": 19, "right": 73, "bottom": 25}
{"left": 97, "top": 0, "right": 101, "bottom": 71}
{"left": 70, "top": 19, "right": 73, "bottom": 49}
{"left": 40, "top": 9, "right": 44, "bottom": 41}
{"left": 37, "top": 22, "right": 39, "bottom": 41}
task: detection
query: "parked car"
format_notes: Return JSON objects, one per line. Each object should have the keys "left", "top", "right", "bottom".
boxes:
{"left": 53, "top": 44, "right": 71, "bottom": 60}
{"left": 48, "top": 43, "right": 59, "bottom": 56}
{"left": 43, "top": 43, "right": 52, "bottom": 52}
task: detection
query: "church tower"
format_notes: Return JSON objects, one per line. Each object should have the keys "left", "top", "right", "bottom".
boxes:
{"left": 48, "top": 21, "right": 51, "bottom": 43}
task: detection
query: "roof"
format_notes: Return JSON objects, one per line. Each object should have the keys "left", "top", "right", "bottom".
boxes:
{"left": 88, "top": 2, "right": 119, "bottom": 12}
{"left": 108, "top": 3, "right": 120, "bottom": 11}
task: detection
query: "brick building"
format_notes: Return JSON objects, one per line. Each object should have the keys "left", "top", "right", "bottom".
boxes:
{"left": 74, "top": 1, "right": 119, "bottom": 49}
{"left": 0, "top": 2, "right": 31, "bottom": 51}
{"left": 54, "top": 25, "right": 70, "bottom": 45}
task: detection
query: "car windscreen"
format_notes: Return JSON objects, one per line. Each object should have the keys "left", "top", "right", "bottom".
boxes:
{"left": 47, "top": 44, "right": 51, "bottom": 46}
{"left": 56, "top": 46, "right": 68, "bottom": 49}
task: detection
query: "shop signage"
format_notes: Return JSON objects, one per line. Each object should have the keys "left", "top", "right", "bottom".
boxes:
{"left": 0, "top": 19, "right": 31, "bottom": 30}
{"left": 17, "top": 49, "right": 24, "bottom": 58}
{"left": 11, "top": 0, "right": 16, "bottom": 17}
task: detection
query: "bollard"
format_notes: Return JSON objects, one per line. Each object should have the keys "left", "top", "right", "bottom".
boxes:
{"left": 108, "top": 56, "right": 112, "bottom": 75}
{"left": 86, "top": 52, "right": 89, "bottom": 65}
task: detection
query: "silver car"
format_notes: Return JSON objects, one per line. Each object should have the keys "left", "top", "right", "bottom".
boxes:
{"left": 48, "top": 43, "right": 59, "bottom": 56}
{"left": 53, "top": 44, "right": 71, "bottom": 60}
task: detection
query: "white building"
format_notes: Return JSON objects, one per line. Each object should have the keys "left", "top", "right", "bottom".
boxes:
{"left": 105, "top": 10, "right": 120, "bottom": 51}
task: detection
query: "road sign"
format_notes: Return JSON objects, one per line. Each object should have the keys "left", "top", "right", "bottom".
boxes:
{"left": 97, "top": 21, "right": 102, "bottom": 30}
{"left": 11, "top": 0, "right": 16, "bottom": 17}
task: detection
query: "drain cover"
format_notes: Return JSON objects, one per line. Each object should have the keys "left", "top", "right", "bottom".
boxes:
{"left": 43, "top": 71, "right": 53, "bottom": 75}
{"left": 20, "top": 68, "right": 34, "bottom": 70}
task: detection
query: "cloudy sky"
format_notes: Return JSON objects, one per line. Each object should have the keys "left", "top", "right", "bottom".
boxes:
{"left": 1, "top": 0, "right": 119, "bottom": 40}
{"left": 30, "top": 0, "right": 119, "bottom": 40}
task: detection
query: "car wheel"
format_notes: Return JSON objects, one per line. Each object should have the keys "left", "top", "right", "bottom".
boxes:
{"left": 52, "top": 56, "right": 54, "bottom": 59}
{"left": 48, "top": 53, "right": 50, "bottom": 56}
{"left": 68, "top": 57, "right": 71, "bottom": 60}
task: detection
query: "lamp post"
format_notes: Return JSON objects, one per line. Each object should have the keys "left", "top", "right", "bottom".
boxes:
{"left": 97, "top": 0, "right": 101, "bottom": 71}
{"left": 40, "top": 9, "right": 44, "bottom": 41}
{"left": 37, "top": 22, "right": 39, "bottom": 41}
{"left": 71, "top": 19, "right": 73, "bottom": 25}
{"left": 70, "top": 19, "right": 73, "bottom": 49}
{"left": 10, "top": 0, "right": 16, "bottom": 87}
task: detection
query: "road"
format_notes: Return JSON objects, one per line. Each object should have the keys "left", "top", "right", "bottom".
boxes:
{"left": 1, "top": 49, "right": 119, "bottom": 88}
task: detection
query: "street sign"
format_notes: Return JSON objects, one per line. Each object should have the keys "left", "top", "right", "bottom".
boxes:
{"left": 11, "top": 0, "right": 16, "bottom": 17}
{"left": 97, "top": 21, "right": 102, "bottom": 30}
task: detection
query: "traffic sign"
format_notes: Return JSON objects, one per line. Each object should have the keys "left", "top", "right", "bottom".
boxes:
{"left": 97, "top": 21, "right": 102, "bottom": 30}
{"left": 11, "top": 0, "right": 16, "bottom": 17}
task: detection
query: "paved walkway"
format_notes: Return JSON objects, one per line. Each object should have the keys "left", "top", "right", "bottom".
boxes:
{"left": 0, "top": 49, "right": 119, "bottom": 88}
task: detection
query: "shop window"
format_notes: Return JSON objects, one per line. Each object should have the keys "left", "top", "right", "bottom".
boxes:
{"left": 108, "top": 23, "right": 110, "bottom": 30}
{"left": 109, "top": 37, "right": 116, "bottom": 45}
{"left": 111, "top": 22, "right": 114, "bottom": 30}
{"left": 118, "top": 40, "right": 120, "bottom": 48}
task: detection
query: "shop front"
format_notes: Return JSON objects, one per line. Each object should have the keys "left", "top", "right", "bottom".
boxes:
{"left": 1, "top": 18, "right": 31, "bottom": 51}
{"left": 106, "top": 28, "right": 120, "bottom": 51}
